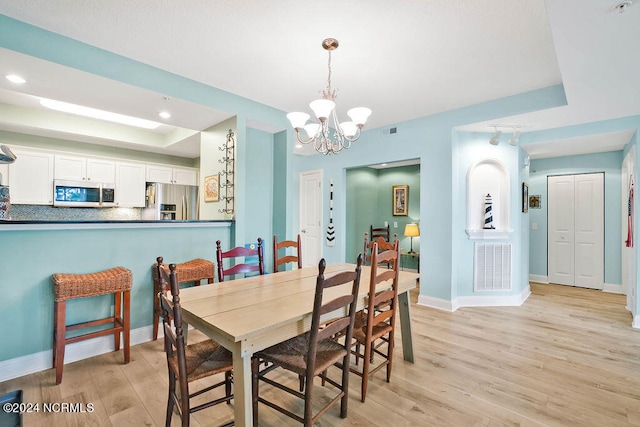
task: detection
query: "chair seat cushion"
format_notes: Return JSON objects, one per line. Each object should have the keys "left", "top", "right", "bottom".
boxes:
{"left": 52, "top": 266, "right": 132, "bottom": 302}
{"left": 156, "top": 258, "right": 214, "bottom": 284}
{"left": 258, "top": 333, "right": 347, "bottom": 377}
{"left": 168, "top": 339, "right": 233, "bottom": 382}
{"left": 352, "top": 311, "right": 393, "bottom": 344}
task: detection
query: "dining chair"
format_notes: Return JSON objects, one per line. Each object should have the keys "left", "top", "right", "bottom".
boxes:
{"left": 158, "top": 263, "right": 234, "bottom": 427}
{"left": 273, "top": 234, "right": 302, "bottom": 272}
{"left": 370, "top": 224, "right": 390, "bottom": 242}
{"left": 216, "top": 237, "right": 265, "bottom": 282}
{"left": 350, "top": 238, "right": 400, "bottom": 402}
{"left": 152, "top": 256, "right": 215, "bottom": 341}
{"left": 251, "top": 255, "right": 363, "bottom": 427}
{"left": 363, "top": 233, "right": 397, "bottom": 267}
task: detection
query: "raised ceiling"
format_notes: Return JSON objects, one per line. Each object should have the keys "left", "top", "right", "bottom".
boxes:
{"left": 0, "top": 0, "right": 638, "bottom": 158}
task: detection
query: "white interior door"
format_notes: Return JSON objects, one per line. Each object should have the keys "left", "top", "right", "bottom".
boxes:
{"left": 299, "top": 169, "right": 323, "bottom": 267}
{"left": 548, "top": 175, "right": 575, "bottom": 285}
{"left": 548, "top": 173, "right": 604, "bottom": 289}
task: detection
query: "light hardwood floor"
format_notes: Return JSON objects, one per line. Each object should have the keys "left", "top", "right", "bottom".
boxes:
{"left": 2, "top": 283, "right": 640, "bottom": 426}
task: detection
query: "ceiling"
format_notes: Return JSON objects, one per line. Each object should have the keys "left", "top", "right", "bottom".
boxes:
{"left": 0, "top": 0, "right": 638, "bottom": 159}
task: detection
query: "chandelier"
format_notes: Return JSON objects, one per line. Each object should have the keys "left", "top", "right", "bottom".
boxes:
{"left": 287, "top": 38, "right": 371, "bottom": 155}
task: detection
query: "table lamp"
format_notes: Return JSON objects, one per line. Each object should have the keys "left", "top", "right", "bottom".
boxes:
{"left": 404, "top": 223, "right": 420, "bottom": 254}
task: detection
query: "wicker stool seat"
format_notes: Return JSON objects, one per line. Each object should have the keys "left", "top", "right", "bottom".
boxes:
{"left": 152, "top": 257, "right": 215, "bottom": 341}
{"left": 52, "top": 266, "right": 132, "bottom": 385}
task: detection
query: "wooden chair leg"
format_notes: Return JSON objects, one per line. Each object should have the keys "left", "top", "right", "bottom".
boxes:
{"left": 225, "top": 371, "right": 232, "bottom": 405}
{"left": 123, "top": 290, "right": 131, "bottom": 363}
{"left": 361, "top": 340, "right": 372, "bottom": 403}
{"left": 54, "top": 300, "right": 66, "bottom": 385}
{"left": 340, "top": 353, "right": 350, "bottom": 418}
{"left": 166, "top": 370, "right": 176, "bottom": 427}
{"left": 114, "top": 291, "right": 122, "bottom": 351}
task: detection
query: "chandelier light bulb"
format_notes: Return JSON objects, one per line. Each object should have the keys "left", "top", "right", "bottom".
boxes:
{"left": 347, "top": 107, "right": 372, "bottom": 126}
{"left": 309, "top": 99, "right": 335, "bottom": 121}
{"left": 304, "top": 123, "right": 321, "bottom": 138}
{"left": 286, "top": 112, "right": 310, "bottom": 129}
{"left": 339, "top": 121, "right": 358, "bottom": 137}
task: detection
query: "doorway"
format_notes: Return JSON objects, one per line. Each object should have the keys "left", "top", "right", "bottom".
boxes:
{"left": 299, "top": 169, "right": 323, "bottom": 267}
{"left": 548, "top": 173, "right": 604, "bottom": 289}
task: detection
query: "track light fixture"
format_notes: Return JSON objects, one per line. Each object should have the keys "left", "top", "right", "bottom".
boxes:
{"left": 489, "top": 128, "right": 502, "bottom": 145}
{"left": 508, "top": 130, "right": 521, "bottom": 146}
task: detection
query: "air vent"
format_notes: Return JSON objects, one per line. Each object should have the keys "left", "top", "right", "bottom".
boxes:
{"left": 474, "top": 243, "right": 512, "bottom": 291}
{"left": 383, "top": 127, "right": 398, "bottom": 135}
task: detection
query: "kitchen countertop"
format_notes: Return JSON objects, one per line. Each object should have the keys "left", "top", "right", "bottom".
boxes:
{"left": 0, "top": 219, "right": 233, "bottom": 231}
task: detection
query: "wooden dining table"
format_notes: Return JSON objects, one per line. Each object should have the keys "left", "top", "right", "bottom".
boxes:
{"left": 178, "top": 262, "right": 420, "bottom": 427}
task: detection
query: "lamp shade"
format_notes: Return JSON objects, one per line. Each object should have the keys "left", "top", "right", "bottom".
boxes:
{"left": 287, "top": 112, "right": 310, "bottom": 129}
{"left": 309, "top": 99, "right": 335, "bottom": 121}
{"left": 404, "top": 223, "right": 420, "bottom": 237}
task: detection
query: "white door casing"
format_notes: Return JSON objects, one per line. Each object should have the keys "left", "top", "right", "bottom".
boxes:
{"left": 622, "top": 146, "right": 636, "bottom": 316}
{"left": 548, "top": 173, "right": 604, "bottom": 289}
{"left": 299, "top": 169, "right": 323, "bottom": 267}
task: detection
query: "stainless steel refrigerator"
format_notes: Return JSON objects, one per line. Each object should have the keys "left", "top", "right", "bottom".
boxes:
{"left": 143, "top": 182, "right": 198, "bottom": 220}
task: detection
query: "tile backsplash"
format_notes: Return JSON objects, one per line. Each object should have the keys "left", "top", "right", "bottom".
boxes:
{"left": 11, "top": 205, "right": 143, "bottom": 221}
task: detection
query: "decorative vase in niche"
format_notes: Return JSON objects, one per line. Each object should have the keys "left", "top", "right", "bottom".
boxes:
{"left": 483, "top": 193, "right": 495, "bottom": 229}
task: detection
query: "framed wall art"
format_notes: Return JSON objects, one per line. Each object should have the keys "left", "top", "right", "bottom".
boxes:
{"left": 204, "top": 174, "right": 220, "bottom": 202}
{"left": 393, "top": 185, "right": 409, "bottom": 216}
{"left": 529, "top": 194, "right": 541, "bottom": 209}
{"left": 522, "top": 182, "right": 529, "bottom": 213}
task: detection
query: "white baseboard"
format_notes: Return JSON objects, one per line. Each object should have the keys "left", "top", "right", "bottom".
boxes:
{"left": 0, "top": 325, "right": 155, "bottom": 383}
{"left": 603, "top": 283, "right": 625, "bottom": 294}
{"left": 417, "top": 295, "right": 454, "bottom": 311}
{"left": 633, "top": 314, "right": 640, "bottom": 329}
{"left": 417, "top": 285, "right": 531, "bottom": 312}
{"left": 529, "top": 274, "right": 548, "bottom": 283}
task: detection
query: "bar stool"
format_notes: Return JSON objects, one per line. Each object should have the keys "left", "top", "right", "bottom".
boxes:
{"left": 52, "top": 266, "right": 132, "bottom": 385}
{"left": 151, "top": 257, "right": 215, "bottom": 341}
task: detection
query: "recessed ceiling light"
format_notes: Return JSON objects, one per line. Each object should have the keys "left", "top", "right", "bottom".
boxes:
{"left": 6, "top": 74, "right": 26, "bottom": 84}
{"left": 381, "top": 163, "right": 388, "bottom": 167}
{"left": 40, "top": 98, "right": 161, "bottom": 129}
{"left": 158, "top": 111, "right": 171, "bottom": 119}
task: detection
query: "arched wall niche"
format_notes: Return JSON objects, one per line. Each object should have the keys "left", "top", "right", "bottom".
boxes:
{"left": 466, "top": 158, "right": 512, "bottom": 239}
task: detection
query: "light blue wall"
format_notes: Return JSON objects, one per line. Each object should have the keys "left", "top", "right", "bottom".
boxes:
{"left": 245, "top": 128, "right": 274, "bottom": 271}
{"left": 528, "top": 152, "right": 623, "bottom": 284}
{"left": 0, "top": 225, "right": 230, "bottom": 361}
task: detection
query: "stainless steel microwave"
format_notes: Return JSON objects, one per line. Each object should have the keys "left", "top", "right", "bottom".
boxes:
{"left": 53, "top": 179, "right": 116, "bottom": 207}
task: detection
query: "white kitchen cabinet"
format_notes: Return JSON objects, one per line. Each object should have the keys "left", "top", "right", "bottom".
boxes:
{"left": 172, "top": 167, "right": 198, "bottom": 186}
{"left": 8, "top": 148, "right": 55, "bottom": 205}
{"left": 54, "top": 154, "right": 115, "bottom": 183}
{"left": 115, "top": 161, "right": 146, "bottom": 207}
{"left": 146, "top": 164, "right": 197, "bottom": 186}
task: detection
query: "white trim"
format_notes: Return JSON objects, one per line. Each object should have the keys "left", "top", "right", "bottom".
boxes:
{"left": 633, "top": 314, "right": 640, "bottom": 329}
{"left": 603, "top": 283, "right": 625, "bottom": 294}
{"left": 417, "top": 294, "right": 454, "bottom": 312}
{"left": 0, "top": 325, "right": 154, "bottom": 383}
{"left": 465, "top": 229, "right": 513, "bottom": 240}
{"left": 417, "top": 285, "right": 531, "bottom": 312}
{"left": 529, "top": 274, "right": 548, "bottom": 283}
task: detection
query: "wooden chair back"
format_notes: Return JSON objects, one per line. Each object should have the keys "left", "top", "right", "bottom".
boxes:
{"left": 158, "top": 264, "right": 187, "bottom": 388}
{"left": 273, "top": 234, "right": 302, "bottom": 272}
{"left": 216, "top": 238, "right": 265, "bottom": 282}
{"left": 364, "top": 233, "right": 397, "bottom": 266}
{"left": 366, "top": 239, "right": 400, "bottom": 330}
{"left": 370, "top": 224, "right": 390, "bottom": 242}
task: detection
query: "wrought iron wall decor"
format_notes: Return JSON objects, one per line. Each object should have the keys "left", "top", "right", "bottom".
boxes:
{"left": 218, "top": 129, "right": 235, "bottom": 215}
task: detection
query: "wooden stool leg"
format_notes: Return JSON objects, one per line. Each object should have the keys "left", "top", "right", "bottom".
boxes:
{"left": 123, "top": 290, "right": 130, "bottom": 363}
{"left": 114, "top": 291, "right": 122, "bottom": 351}
{"left": 54, "top": 300, "right": 66, "bottom": 385}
